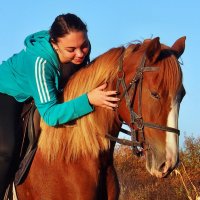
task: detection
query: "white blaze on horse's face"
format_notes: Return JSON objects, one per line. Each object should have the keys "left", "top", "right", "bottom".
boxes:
{"left": 165, "top": 97, "right": 180, "bottom": 173}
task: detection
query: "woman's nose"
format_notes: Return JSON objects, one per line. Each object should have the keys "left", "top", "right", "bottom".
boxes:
{"left": 75, "top": 49, "right": 84, "bottom": 57}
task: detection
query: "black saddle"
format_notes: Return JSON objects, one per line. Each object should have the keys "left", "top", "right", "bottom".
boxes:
{"left": 14, "top": 100, "right": 41, "bottom": 185}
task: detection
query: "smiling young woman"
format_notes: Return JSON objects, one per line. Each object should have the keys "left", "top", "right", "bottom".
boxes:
{"left": 0, "top": 13, "right": 119, "bottom": 198}
{"left": 51, "top": 31, "right": 90, "bottom": 64}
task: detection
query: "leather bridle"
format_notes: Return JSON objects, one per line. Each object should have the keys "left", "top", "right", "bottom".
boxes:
{"left": 106, "top": 48, "right": 180, "bottom": 156}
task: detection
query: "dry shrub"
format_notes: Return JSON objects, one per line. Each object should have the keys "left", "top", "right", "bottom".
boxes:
{"left": 114, "top": 135, "right": 200, "bottom": 200}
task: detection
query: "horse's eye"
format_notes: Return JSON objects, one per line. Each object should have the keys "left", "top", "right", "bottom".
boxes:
{"left": 150, "top": 91, "right": 160, "bottom": 99}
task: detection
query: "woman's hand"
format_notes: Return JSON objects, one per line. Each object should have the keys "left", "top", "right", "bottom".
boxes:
{"left": 87, "top": 83, "right": 120, "bottom": 110}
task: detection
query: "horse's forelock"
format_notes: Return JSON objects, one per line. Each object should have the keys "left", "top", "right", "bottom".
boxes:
{"left": 160, "top": 47, "right": 182, "bottom": 96}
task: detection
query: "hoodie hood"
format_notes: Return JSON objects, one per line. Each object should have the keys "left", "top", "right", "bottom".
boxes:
{"left": 24, "top": 30, "right": 59, "bottom": 67}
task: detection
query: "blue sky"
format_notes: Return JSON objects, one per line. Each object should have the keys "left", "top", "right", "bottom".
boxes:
{"left": 0, "top": 0, "right": 199, "bottom": 145}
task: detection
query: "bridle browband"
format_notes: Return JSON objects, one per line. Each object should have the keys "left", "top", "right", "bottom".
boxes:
{"left": 106, "top": 47, "right": 180, "bottom": 156}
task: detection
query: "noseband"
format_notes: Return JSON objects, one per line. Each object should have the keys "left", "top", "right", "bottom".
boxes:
{"left": 106, "top": 48, "right": 180, "bottom": 156}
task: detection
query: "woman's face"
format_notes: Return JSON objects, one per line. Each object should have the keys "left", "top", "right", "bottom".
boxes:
{"left": 51, "top": 31, "right": 90, "bottom": 65}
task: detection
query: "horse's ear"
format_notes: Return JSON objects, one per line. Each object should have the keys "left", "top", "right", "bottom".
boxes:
{"left": 171, "top": 36, "right": 186, "bottom": 58}
{"left": 145, "top": 37, "right": 161, "bottom": 63}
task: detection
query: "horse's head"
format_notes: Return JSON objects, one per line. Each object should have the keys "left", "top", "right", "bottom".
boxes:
{"left": 117, "top": 37, "right": 186, "bottom": 178}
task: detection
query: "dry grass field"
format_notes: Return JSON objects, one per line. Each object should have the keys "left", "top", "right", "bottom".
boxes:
{"left": 114, "top": 136, "right": 200, "bottom": 200}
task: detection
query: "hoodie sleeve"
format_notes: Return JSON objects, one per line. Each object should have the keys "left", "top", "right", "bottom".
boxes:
{"left": 30, "top": 56, "right": 94, "bottom": 126}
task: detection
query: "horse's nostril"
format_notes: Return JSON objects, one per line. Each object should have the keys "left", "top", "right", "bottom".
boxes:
{"left": 159, "top": 162, "right": 166, "bottom": 172}
{"left": 159, "top": 161, "right": 176, "bottom": 177}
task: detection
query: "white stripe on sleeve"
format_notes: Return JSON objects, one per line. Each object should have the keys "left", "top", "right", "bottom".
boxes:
{"left": 35, "top": 57, "right": 51, "bottom": 103}
{"left": 35, "top": 57, "right": 44, "bottom": 103}
{"left": 42, "top": 60, "right": 50, "bottom": 101}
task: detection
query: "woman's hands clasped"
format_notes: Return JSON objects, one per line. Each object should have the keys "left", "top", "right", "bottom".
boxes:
{"left": 87, "top": 83, "right": 120, "bottom": 110}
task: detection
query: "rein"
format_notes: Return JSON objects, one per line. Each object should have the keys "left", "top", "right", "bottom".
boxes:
{"left": 106, "top": 48, "right": 180, "bottom": 156}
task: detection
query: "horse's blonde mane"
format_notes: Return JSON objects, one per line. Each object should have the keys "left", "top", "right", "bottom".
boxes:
{"left": 38, "top": 47, "right": 124, "bottom": 163}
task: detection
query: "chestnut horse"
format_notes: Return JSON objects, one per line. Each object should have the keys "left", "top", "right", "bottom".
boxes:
{"left": 15, "top": 36, "right": 186, "bottom": 200}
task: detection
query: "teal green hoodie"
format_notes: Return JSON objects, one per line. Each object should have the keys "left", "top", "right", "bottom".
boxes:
{"left": 0, "top": 31, "right": 93, "bottom": 126}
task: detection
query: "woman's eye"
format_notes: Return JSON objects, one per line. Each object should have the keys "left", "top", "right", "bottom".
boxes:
{"left": 67, "top": 49, "right": 75, "bottom": 53}
{"left": 150, "top": 91, "right": 160, "bottom": 99}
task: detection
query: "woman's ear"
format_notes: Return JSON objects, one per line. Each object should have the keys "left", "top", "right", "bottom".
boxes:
{"left": 50, "top": 39, "right": 58, "bottom": 51}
